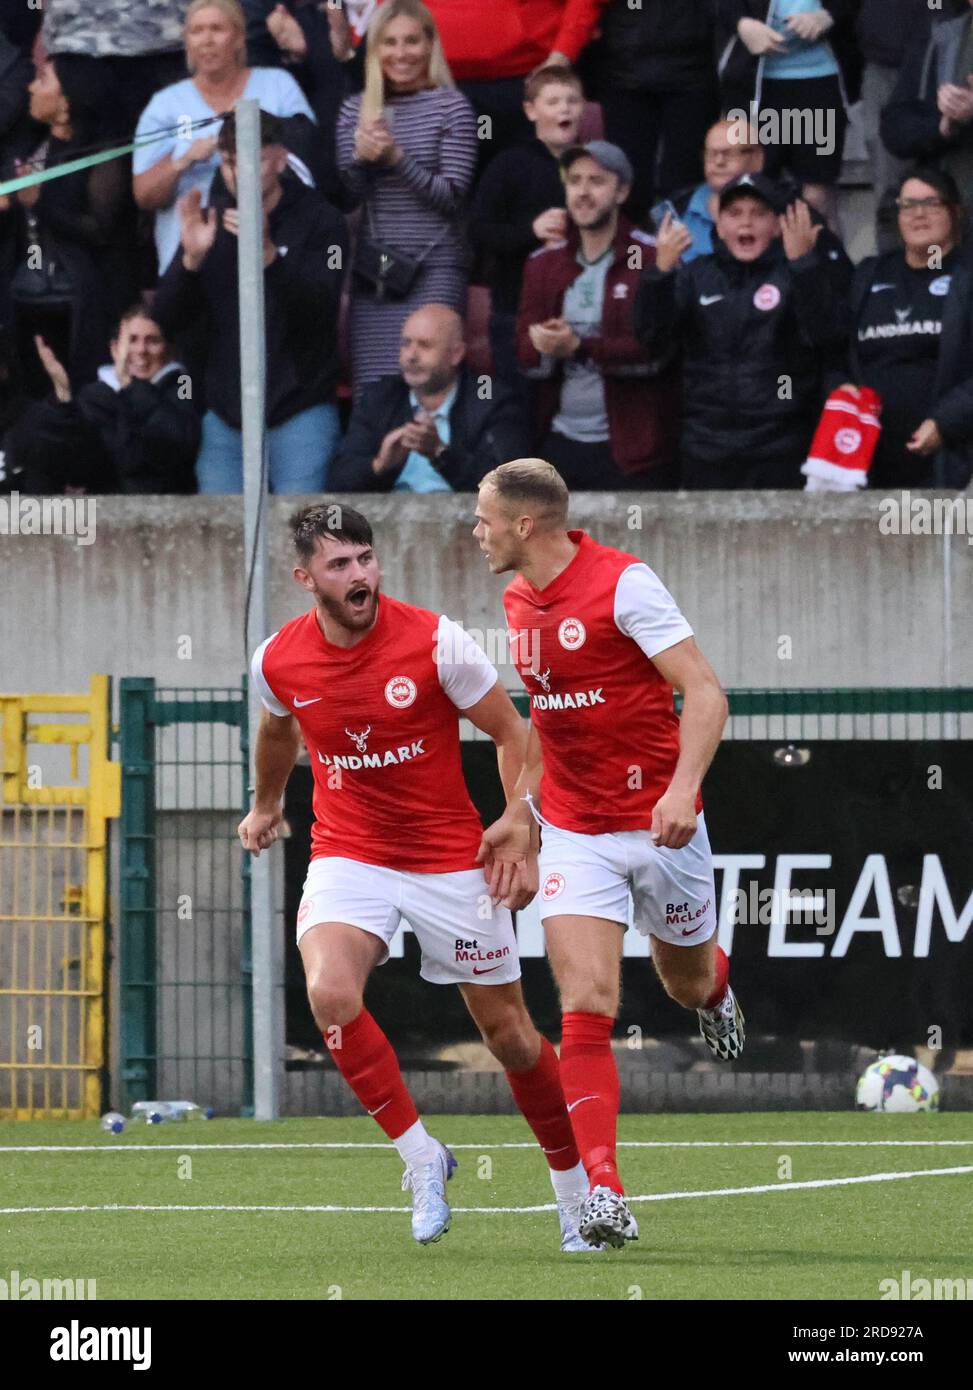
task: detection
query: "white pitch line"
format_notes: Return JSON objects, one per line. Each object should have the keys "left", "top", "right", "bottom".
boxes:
{"left": 1, "top": 1165, "right": 970, "bottom": 1216}
{"left": 2, "top": 1139, "right": 973, "bottom": 1155}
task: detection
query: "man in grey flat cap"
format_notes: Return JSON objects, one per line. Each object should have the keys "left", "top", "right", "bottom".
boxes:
{"left": 515, "top": 141, "right": 679, "bottom": 490}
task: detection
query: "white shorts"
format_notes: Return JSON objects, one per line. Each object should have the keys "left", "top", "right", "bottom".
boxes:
{"left": 297, "top": 857, "right": 521, "bottom": 987}
{"left": 537, "top": 815, "right": 717, "bottom": 946}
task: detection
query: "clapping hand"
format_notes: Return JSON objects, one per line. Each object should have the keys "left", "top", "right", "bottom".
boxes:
{"left": 34, "top": 335, "right": 71, "bottom": 403}
{"left": 178, "top": 187, "right": 218, "bottom": 270}
{"left": 780, "top": 200, "right": 822, "bottom": 260}
{"left": 737, "top": 17, "right": 787, "bottom": 56}
{"left": 528, "top": 317, "right": 580, "bottom": 358}
{"left": 267, "top": 4, "right": 307, "bottom": 60}
{"left": 354, "top": 118, "right": 398, "bottom": 165}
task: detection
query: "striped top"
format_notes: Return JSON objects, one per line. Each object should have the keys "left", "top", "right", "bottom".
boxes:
{"left": 335, "top": 86, "right": 478, "bottom": 264}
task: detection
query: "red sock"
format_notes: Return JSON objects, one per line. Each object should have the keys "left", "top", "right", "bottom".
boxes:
{"left": 505, "top": 1036, "right": 580, "bottom": 1172}
{"left": 558, "top": 1012, "right": 623, "bottom": 1194}
{"left": 703, "top": 945, "right": 730, "bottom": 1010}
{"left": 326, "top": 1009, "right": 418, "bottom": 1140}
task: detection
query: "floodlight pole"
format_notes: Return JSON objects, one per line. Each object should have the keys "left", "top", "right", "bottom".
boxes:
{"left": 238, "top": 98, "right": 280, "bottom": 1120}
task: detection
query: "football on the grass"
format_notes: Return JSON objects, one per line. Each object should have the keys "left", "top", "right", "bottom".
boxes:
{"left": 855, "top": 1055, "right": 940, "bottom": 1112}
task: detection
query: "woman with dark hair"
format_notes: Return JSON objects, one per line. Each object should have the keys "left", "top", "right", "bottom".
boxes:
{"left": 3, "top": 57, "right": 126, "bottom": 397}
{"left": 336, "top": 0, "right": 477, "bottom": 396}
{"left": 843, "top": 167, "right": 973, "bottom": 489}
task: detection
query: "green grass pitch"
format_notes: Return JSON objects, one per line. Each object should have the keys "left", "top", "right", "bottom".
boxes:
{"left": 2, "top": 1111, "right": 972, "bottom": 1300}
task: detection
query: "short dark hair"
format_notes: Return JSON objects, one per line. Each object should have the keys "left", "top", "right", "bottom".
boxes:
{"left": 523, "top": 63, "right": 583, "bottom": 103}
{"left": 897, "top": 165, "right": 962, "bottom": 207}
{"left": 289, "top": 503, "right": 374, "bottom": 566}
{"left": 115, "top": 301, "right": 163, "bottom": 337}
{"left": 217, "top": 109, "right": 286, "bottom": 153}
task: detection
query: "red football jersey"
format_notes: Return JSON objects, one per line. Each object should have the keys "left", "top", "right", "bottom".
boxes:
{"left": 252, "top": 596, "right": 497, "bottom": 872}
{"left": 503, "top": 531, "right": 700, "bottom": 834}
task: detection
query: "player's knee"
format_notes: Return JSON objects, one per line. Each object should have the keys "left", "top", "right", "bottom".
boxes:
{"left": 660, "top": 973, "right": 711, "bottom": 1010}
{"left": 306, "top": 974, "right": 362, "bottom": 1030}
{"left": 559, "top": 981, "right": 618, "bottom": 1018}
{"left": 478, "top": 1011, "right": 538, "bottom": 1071}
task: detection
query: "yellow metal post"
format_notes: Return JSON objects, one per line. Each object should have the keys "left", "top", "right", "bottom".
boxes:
{"left": 0, "top": 676, "right": 119, "bottom": 1118}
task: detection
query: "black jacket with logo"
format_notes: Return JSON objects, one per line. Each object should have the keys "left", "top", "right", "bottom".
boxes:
{"left": 635, "top": 234, "right": 850, "bottom": 467}
{"left": 844, "top": 249, "right": 973, "bottom": 488}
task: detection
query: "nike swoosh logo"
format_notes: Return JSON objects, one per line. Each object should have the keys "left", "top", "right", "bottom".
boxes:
{"left": 871, "top": 283, "right": 896, "bottom": 293}
{"left": 294, "top": 696, "right": 323, "bottom": 707}
{"left": 699, "top": 294, "right": 724, "bottom": 306}
{"left": 367, "top": 1100, "right": 391, "bottom": 1117}
{"left": 472, "top": 964, "right": 502, "bottom": 975}
{"left": 566, "top": 1095, "right": 598, "bottom": 1113}
{"left": 682, "top": 924, "right": 704, "bottom": 937}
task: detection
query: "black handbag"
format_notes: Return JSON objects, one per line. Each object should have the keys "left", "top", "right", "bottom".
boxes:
{"left": 11, "top": 150, "right": 76, "bottom": 306}
{"left": 353, "top": 203, "right": 448, "bottom": 301}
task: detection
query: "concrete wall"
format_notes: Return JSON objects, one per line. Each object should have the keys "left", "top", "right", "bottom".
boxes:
{"left": 2, "top": 492, "right": 971, "bottom": 694}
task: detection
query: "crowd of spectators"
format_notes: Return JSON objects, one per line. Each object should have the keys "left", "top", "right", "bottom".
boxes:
{"left": 0, "top": 0, "right": 971, "bottom": 497}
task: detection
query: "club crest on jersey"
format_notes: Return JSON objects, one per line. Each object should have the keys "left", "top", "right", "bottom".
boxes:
{"left": 557, "top": 617, "right": 586, "bottom": 650}
{"left": 542, "top": 872, "right": 565, "bottom": 901}
{"left": 528, "top": 666, "right": 551, "bottom": 692}
{"left": 345, "top": 726, "right": 371, "bottom": 752}
{"left": 385, "top": 675, "right": 417, "bottom": 708}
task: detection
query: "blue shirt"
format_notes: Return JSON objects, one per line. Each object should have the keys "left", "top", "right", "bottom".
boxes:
{"left": 134, "top": 68, "right": 315, "bottom": 272}
{"left": 681, "top": 184, "right": 716, "bottom": 263}
{"left": 394, "top": 385, "right": 457, "bottom": 493}
{"left": 764, "top": 1, "right": 839, "bottom": 80}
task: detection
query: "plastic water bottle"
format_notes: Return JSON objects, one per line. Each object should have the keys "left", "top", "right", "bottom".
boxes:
{"left": 130, "top": 1100, "right": 214, "bottom": 1124}
{"left": 165, "top": 1101, "right": 215, "bottom": 1122}
{"left": 100, "top": 1111, "right": 126, "bottom": 1134}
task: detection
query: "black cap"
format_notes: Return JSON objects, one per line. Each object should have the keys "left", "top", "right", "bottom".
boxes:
{"left": 718, "top": 173, "right": 787, "bottom": 214}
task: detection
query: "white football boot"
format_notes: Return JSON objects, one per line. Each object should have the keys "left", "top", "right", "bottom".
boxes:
{"left": 557, "top": 1193, "right": 606, "bottom": 1252}
{"left": 697, "top": 984, "right": 746, "bottom": 1061}
{"left": 401, "top": 1139, "right": 457, "bottom": 1244}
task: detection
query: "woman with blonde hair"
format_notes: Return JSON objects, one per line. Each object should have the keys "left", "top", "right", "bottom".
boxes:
{"left": 133, "top": 0, "right": 316, "bottom": 273}
{"left": 336, "top": 0, "right": 477, "bottom": 394}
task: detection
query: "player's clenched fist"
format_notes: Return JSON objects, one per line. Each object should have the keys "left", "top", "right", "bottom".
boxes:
{"left": 649, "top": 788, "right": 698, "bottom": 850}
{"left": 238, "top": 806, "right": 283, "bottom": 856}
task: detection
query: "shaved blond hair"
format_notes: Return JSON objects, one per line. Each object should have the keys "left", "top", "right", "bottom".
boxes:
{"left": 479, "top": 459, "right": 569, "bottom": 529}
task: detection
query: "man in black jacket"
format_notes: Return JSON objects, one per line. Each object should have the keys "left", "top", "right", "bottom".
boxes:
{"left": 882, "top": 1, "right": 973, "bottom": 211}
{"left": 859, "top": 1, "right": 966, "bottom": 249}
{"left": 635, "top": 172, "right": 850, "bottom": 488}
{"left": 328, "top": 304, "right": 527, "bottom": 493}
{"left": 586, "top": 0, "right": 719, "bottom": 219}
{"left": 153, "top": 109, "right": 347, "bottom": 494}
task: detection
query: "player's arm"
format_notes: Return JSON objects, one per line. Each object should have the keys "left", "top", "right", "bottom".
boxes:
{"left": 477, "top": 717, "right": 543, "bottom": 908}
{"left": 650, "top": 637, "right": 728, "bottom": 850}
{"left": 464, "top": 683, "right": 538, "bottom": 909}
{"left": 238, "top": 707, "right": 303, "bottom": 856}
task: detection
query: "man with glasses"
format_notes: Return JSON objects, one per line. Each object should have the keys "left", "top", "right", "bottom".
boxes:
{"left": 668, "top": 117, "right": 764, "bottom": 262}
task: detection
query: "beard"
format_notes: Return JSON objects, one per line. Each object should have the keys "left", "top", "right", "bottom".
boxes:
{"left": 315, "top": 579, "right": 381, "bottom": 633}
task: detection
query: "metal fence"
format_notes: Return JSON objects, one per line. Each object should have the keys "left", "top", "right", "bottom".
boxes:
{"left": 0, "top": 677, "right": 119, "bottom": 1118}
{"left": 114, "top": 683, "right": 972, "bottom": 1119}
{"left": 118, "top": 679, "right": 252, "bottom": 1116}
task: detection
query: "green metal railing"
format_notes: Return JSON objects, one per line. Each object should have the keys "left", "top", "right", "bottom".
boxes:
{"left": 116, "top": 683, "right": 973, "bottom": 1113}
{"left": 508, "top": 687, "right": 973, "bottom": 740}
{"left": 117, "top": 679, "right": 252, "bottom": 1115}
